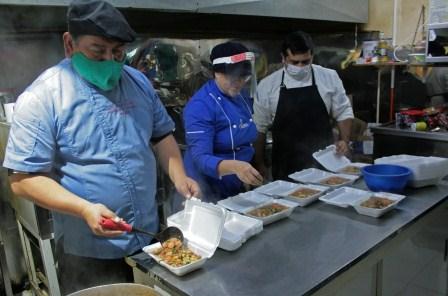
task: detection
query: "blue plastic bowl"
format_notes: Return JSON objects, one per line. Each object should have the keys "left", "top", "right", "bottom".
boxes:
{"left": 361, "top": 164, "right": 412, "bottom": 193}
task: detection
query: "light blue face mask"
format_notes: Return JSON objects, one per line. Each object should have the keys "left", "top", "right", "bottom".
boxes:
{"left": 285, "top": 64, "right": 311, "bottom": 81}
{"left": 71, "top": 52, "right": 124, "bottom": 91}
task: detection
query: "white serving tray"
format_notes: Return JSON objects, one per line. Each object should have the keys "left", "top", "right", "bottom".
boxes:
{"left": 319, "top": 187, "right": 371, "bottom": 208}
{"left": 243, "top": 199, "right": 297, "bottom": 225}
{"left": 353, "top": 192, "right": 406, "bottom": 218}
{"left": 144, "top": 200, "right": 226, "bottom": 276}
{"left": 217, "top": 191, "right": 272, "bottom": 213}
{"left": 254, "top": 180, "right": 301, "bottom": 197}
{"left": 375, "top": 154, "right": 448, "bottom": 187}
{"left": 313, "top": 145, "right": 369, "bottom": 175}
{"left": 288, "top": 168, "right": 359, "bottom": 188}
{"left": 281, "top": 184, "right": 330, "bottom": 207}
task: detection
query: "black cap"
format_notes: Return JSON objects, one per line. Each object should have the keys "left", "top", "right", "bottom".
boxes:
{"left": 210, "top": 42, "right": 251, "bottom": 77}
{"left": 67, "top": 0, "right": 136, "bottom": 43}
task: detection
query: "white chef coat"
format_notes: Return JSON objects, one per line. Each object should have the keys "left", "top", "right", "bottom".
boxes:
{"left": 254, "top": 64, "right": 354, "bottom": 133}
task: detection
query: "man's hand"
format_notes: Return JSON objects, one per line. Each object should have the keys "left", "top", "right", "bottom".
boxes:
{"left": 335, "top": 140, "right": 350, "bottom": 155}
{"left": 175, "top": 177, "right": 201, "bottom": 199}
{"left": 80, "top": 203, "right": 124, "bottom": 237}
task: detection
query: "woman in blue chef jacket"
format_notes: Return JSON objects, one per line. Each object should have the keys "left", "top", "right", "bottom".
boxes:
{"left": 183, "top": 42, "right": 263, "bottom": 203}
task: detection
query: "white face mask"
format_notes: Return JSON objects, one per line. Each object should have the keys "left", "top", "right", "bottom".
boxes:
{"left": 285, "top": 64, "right": 311, "bottom": 80}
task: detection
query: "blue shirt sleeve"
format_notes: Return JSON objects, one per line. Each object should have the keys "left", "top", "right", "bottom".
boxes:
{"left": 183, "top": 98, "right": 223, "bottom": 179}
{"left": 150, "top": 91, "right": 175, "bottom": 139}
{"left": 3, "top": 91, "right": 55, "bottom": 172}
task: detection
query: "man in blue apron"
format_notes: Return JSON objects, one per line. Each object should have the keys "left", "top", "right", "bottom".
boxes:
{"left": 3, "top": 0, "right": 199, "bottom": 293}
{"left": 253, "top": 31, "right": 354, "bottom": 180}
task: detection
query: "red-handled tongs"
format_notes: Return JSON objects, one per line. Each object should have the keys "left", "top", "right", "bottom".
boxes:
{"left": 100, "top": 218, "right": 183, "bottom": 244}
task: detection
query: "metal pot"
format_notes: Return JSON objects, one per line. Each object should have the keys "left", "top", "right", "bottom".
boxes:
{"left": 67, "top": 283, "right": 160, "bottom": 296}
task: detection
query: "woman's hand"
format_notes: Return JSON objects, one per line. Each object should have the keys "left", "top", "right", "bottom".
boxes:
{"left": 218, "top": 160, "right": 263, "bottom": 186}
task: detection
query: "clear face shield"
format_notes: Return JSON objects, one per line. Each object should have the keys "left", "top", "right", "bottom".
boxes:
{"left": 212, "top": 52, "right": 257, "bottom": 98}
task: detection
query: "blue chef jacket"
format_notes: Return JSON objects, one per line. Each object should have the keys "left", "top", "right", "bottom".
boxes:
{"left": 183, "top": 80, "right": 257, "bottom": 203}
{"left": 3, "top": 59, "right": 175, "bottom": 259}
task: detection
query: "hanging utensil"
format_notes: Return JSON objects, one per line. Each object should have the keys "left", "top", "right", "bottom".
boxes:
{"left": 100, "top": 218, "right": 183, "bottom": 244}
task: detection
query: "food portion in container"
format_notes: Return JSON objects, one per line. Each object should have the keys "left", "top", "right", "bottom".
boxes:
{"left": 151, "top": 238, "right": 201, "bottom": 267}
{"left": 243, "top": 199, "right": 297, "bottom": 225}
{"left": 247, "top": 203, "right": 288, "bottom": 217}
{"left": 290, "top": 187, "right": 321, "bottom": 198}
{"left": 319, "top": 176, "right": 350, "bottom": 186}
{"left": 282, "top": 184, "right": 329, "bottom": 207}
{"left": 360, "top": 196, "right": 394, "bottom": 209}
{"left": 339, "top": 165, "right": 362, "bottom": 175}
{"left": 352, "top": 192, "right": 406, "bottom": 218}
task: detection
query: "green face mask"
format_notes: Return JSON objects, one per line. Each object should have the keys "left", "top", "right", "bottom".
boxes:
{"left": 71, "top": 52, "right": 124, "bottom": 91}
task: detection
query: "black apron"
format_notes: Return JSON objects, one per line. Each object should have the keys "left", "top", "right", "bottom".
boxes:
{"left": 271, "top": 68, "right": 333, "bottom": 180}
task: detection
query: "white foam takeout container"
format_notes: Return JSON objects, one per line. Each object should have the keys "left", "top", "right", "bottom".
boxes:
{"left": 217, "top": 191, "right": 272, "bottom": 213}
{"left": 242, "top": 199, "right": 298, "bottom": 225}
{"left": 281, "top": 183, "right": 330, "bottom": 207}
{"left": 219, "top": 211, "right": 263, "bottom": 251}
{"left": 288, "top": 168, "right": 359, "bottom": 188}
{"left": 254, "top": 180, "right": 301, "bottom": 197}
{"left": 313, "top": 145, "right": 369, "bottom": 175}
{"left": 319, "top": 187, "right": 371, "bottom": 208}
{"left": 374, "top": 154, "right": 448, "bottom": 188}
{"left": 353, "top": 192, "right": 406, "bottom": 218}
{"left": 168, "top": 208, "right": 263, "bottom": 252}
{"left": 143, "top": 199, "right": 226, "bottom": 276}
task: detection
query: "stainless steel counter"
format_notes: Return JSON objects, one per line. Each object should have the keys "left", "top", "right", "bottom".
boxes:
{"left": 372, "top": 123, "right": 448, "bottom": 158}
{"left": 127, "top": 181, "right": 448, "bottom": 296}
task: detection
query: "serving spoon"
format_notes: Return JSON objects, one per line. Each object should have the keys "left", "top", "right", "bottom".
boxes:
{"left": 100, "top": 217, "right": 184, "bottom": 244}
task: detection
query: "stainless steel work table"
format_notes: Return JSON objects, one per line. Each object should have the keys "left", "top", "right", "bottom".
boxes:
{"left": 127, "top": 180, "right": 448, "bottom": 296}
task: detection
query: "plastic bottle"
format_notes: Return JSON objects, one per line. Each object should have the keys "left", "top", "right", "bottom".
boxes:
{"left": 377, "top": 32, "right": 390, "bottom": 63}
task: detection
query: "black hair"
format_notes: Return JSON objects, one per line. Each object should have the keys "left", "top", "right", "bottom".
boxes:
{"left": 281, "top": 31, "right": 314, "bottom": 57}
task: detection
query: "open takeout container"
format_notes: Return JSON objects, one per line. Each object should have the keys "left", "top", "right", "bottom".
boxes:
{"left": 288, "top": 168, "right": 359, "bottom": 188}
{"left": 143, "top": 199, "right": 226, "bottom": 276}
{"left": 254, "top": 180, "right": 301, "bottom": 197}
{"left": 319, "top": 187, "right": 372, "bottom": 208}
{"left": 217, "top": 191, "right": 272, "bottom": 213}
{"left": 168, "top": 207, "right": 263, "bottom": 252}
{"left": 219, "top": 211, "right": 263, "bottom": 251}
{"left": 374, "top": 154, "right": 448, "bottom": 187}
{"left": 281, "top": 183, "right": 330, "bottom": 207}
{"left": 242, "top": 199, "right": 298, "bottom": 225}
{"left": 313, "top": 145, "right": 369, "bottom": 175}
{"left": 353, "top": 192, "right": 406, "bottom": 218}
